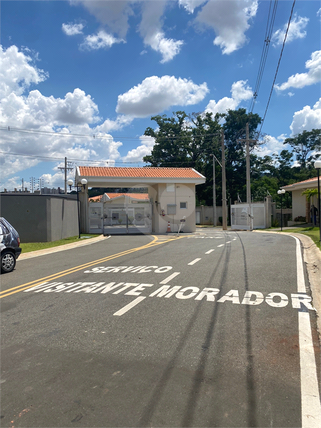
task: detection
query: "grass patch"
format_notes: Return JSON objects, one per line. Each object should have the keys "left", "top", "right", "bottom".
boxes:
{"left": 20, "top": 234, "right": 100, "bottom": 253}
{"left": 280, "top": 227, "right": 321, "bottom": 250}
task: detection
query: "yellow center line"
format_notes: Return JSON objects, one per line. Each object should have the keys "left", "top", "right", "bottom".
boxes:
{"left": 0, "top": 236, "right": 185, "bottom": 299}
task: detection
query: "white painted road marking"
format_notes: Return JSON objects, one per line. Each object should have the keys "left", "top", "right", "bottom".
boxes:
{"left": 188, "top": 258, "right": 201, "bottom": 265}
{"left": 160, "top": 272, "right": 180, "bottom": 284}
{"left": 113, "top": 296, "right": 146, "bottom": 316}
{"left": 24, "top": 282, "right": 315, "bottom": 310}
{"left": 217, "top": 244, "right": 224, "bottom": 248}
{"left": 293, "top": 236, "right": 321, "bottom": 427}
{"left": 205, "top": 249, "right": 215, "bottom": 254}
{"left": 84, "top": 265, "right": 172, "bottom": 274}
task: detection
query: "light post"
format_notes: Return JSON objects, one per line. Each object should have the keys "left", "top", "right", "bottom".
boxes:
{"left": 314, "top": 159, "right": 321, "bottom": 242}
{"left": 277, "top": 189, "right": 285, "bottom": 231}
{"left": 68, "top": 178, "right": 88, "bottom": 238}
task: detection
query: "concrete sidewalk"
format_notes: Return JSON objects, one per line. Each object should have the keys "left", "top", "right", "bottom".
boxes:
{"left": 18, "top": 234, "right": 109, "bottom": 260}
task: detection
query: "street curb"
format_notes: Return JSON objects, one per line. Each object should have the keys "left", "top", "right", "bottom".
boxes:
{"left": 254, "top": 230, "right": 321, "bottom": 341}
{"left": 18, "top": 235, "right": 110, "bottom": 260}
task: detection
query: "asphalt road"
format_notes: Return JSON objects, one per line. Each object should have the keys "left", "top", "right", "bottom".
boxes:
{"left": 1, "top": 230, "right": 320, "bottom": 427}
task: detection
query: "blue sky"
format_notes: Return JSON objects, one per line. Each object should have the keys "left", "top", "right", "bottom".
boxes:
{"left": 1, "top": 0, "right": 320, "bottom": 191}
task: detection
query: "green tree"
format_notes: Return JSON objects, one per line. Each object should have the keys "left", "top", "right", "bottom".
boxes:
{"left": 284, "top": 129, "right": 321, "bottom": 168}
{"left": 143, "top": 111, "right": 192, "bottom": 167}
{"left": 222, "top": 109, "right": 262, "bottom": 203}
{"left": 143, "top": 111, "right": 222, "bottom": 205}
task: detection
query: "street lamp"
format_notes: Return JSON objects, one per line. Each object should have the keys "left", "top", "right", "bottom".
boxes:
{"left": 314, "top": 158, "right": 321, "bottom": 242}
{"left": 277, "top": 189, "right": 285, "bottom": 231}
{"left": 68, "top": 178, "right": 88, "bottom": 238}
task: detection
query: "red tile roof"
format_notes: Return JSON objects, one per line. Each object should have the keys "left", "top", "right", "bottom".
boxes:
{"left": 88, "top": 195, "right": 103, "bottom": 202}
{"left": 89, "top": 193, "right": 149, "bottom": 202}
{"left": 108, "top": 193, "right": 149, "bottom": 200}
{"left": 283, "top": 177, "right": 318, "bottom": 188}
{"left": 79, "top": 166, "right": 204, "bottom": 179}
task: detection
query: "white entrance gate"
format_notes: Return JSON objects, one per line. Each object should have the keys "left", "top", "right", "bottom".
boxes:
{"left": 231, "top": 203, "right": 266, "bottom": 230}
{"left": 89, "top": 202, "right": 103, "bottom": 233}
{"left": 89, "top": 202, "right": 152, "bottom": 234}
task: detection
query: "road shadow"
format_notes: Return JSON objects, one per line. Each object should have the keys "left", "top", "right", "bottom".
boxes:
{"left": 136, "top": 233, "right": 230, "bottom": 427}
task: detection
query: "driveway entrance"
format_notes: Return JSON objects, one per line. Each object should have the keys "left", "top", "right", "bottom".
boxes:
{"left": 89, "top": 202, "right": 152, "bottom": 234}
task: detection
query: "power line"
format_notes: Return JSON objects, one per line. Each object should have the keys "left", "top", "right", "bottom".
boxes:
{"left": 0, "top": 125, "right": 224, "bottom": 142}
{"left": 256, "top": 0, "right": 296, "bottom": 138}
{"left": 0, "top": 150, "right": 146, "bottom": 164}
{"left": 249, "top": 0, "right": 278, "bottom": 114}
{"left": 0, "top": 126, "right": 141, "bottom": 141}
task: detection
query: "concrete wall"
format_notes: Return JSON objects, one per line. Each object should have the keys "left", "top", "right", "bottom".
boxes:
{"left": 195, "top": 206, "right": 223, "bottom": 225}
{"left": 49, "top": 197, "right": 79, "bottom": 241}
{"left": 0, "top": 194, "right": 78, "bottom": 242}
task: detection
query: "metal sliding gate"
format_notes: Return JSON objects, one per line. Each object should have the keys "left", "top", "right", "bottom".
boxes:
{"left": 89, "top": 202, "right": 152, "bottom": 235}
{"left": 231, "top": 203, "right": 266, "bottom": 230}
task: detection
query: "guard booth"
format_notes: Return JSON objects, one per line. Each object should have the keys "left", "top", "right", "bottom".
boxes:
{"left": 76, "top": 166, "right": 206, "bottom": 235}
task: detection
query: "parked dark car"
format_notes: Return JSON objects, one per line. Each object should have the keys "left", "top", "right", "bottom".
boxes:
{"left": 0, "top": 217, "right": 22, "bottom": 273}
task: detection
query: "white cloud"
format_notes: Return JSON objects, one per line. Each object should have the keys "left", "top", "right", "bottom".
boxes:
{"left": 139, "top": 1, "right": 184, "bottom": 63}
{"left": 254, "top": 134, "right": 286, "bottom": 158}
{"left": 62, "top": 22, "right": 85, "bottom": 36}
{"left": 317, "top": 8, "right": 321, "bottom": 20}
{"left": 116, "top": 75, "right": 209, "bottom": 117}
{"left": 272, "top": 14, "right": 309, "bottom": 46}
{"left": 0, "top": 45, "right": 124, "bottom": 180}
{"left": 72, "top": 0, "right": 133, "bottom": 39}
{"left": 74, "top": 1, "right": 183, "bottom": 62}
{"left": 179, "top": 0, "right": 207, "bottom": 14}
{"left": 0, "top": 159, "right": 40, "bottom": 187}
{"left": 1, "top": 88, "right": 100, "bottom": 127}
{"left": 123, "top": 135, "right": 155, "bottom": 163}
{"left": 194, "top": 0, "right": 258, "bottom": 54}
{"left": 231, "top": 80, "right": 253, "bottom": 102}
{"left": 144, "top": 31, "right": 184, "bottom": 63}
{"left": 95, "top": 115, "right": 134, "bottom": 133}
{"left": 205, "top": 80, "right": 252, "bottom": 115}
{"left": 290, "top": 98, "right": 321, "bottom": 135}
{"left": 80, "top": 30, "right": 125, "bottom": 50}
{"left": 0, "top": 45, "right": 48, "bottom": 98}
{"left": 275, "top": 50, "right": 321, "bottom": 91}
{"left": 72, "top": 1, "right": 257, "bottom": 60}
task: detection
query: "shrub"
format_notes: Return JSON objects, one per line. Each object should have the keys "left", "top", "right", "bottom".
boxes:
{"left": 294, "top": 216, "right": 306, "bottom": 222}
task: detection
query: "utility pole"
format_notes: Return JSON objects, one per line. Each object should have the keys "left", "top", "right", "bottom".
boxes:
{"left": 211, "top": 154, "right": 216, "bottom": 227}
{"left": 238, "top": 123, "right": 257, "bottom": 230}
{"left": 221, "top": 129, "right": 227, "bottom": 230}
{"left": 58, "top": 157, "right": 73, "bottom": 194}
{"left": 211, "top": 153, "right": 222, "bottom": 227}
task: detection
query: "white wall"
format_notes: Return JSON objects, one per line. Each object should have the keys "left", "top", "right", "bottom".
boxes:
{"left": 152, "top": 183, "right": 196, "bottom": 233}
{"left": 292, "top": 190, "right": 307, "bottom": 219}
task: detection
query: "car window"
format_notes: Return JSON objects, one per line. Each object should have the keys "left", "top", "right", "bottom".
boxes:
{"left": 0, "top": 222, "right": 9, "bottom": 235}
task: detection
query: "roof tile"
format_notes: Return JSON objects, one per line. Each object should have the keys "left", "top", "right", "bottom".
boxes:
{"left": 79, "top": 166, "right": 204, "bottom": 179}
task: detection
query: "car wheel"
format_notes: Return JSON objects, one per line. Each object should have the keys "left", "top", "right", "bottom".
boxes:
{"left": 1, "top": 251, "right": 16, "bottom": 273}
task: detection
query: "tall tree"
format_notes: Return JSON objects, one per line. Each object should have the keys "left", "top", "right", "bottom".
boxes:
{"left": 284, "top": 129, "right": 321, "bottom": 168}
{"left": 222, "top": 109, "right": 262, "bottom": 203}
{"left": 143, "top": 111, "right": 192, "bottom": 167}
{"left": 143, "top": 111, "right": 222, "bottom": 205}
